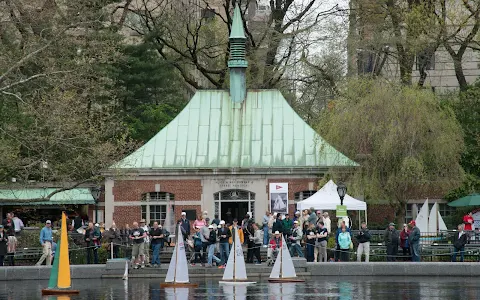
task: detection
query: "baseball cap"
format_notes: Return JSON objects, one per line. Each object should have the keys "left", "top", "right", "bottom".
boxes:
{"left": 181, "top": 212, "right": 186, "bottom": 216}
{"left": 208, "top": 225, "right": 214, "bottom": 229}
{"left": 140, "top": 219, "right": 146, "bottom": 223}
{"left": 0, "top": 225, "right": 3, "bottom": 229}
{"left": 274, "top": 231, "right": 280, "bottom": 235}
{"left": 220, "top": 220, "right": 225, "bottom": 225}
{"left": 389, "top": 222, "right": 395, "bottom": 226}
{"left": 46, "top": 220, "right": 51, "bottom": 224}
{"left": 294, "top": 221, "right": 299, "bottom": 224}
{"left": 95, "top": 223, "right": 100, "bottom": 227}
{"left": 409, "top": 220, "right": 416, "bottom": 226}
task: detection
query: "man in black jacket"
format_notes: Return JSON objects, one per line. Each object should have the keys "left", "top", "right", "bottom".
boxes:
{"left": 452, "top": 224, "right": 469, "bottom": 262}
{"left": 356, "top": 222, "right": 371, "bottom": 262}
{"left": 179, "top": 212, "right": 190, "bottom": 240}
{"left": 206, "top": 225, "right": 221, "bottom": 267}
{"left": 384, "top": 223, "right": 399, "bottom": 262}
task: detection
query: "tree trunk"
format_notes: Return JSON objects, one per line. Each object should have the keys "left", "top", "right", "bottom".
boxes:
{"left": 452, "top": 55, "right": 468, "bottom": 91}
{"left": 395, "top": 201, "right": 407, "bottom": 226}
{"left": 347, "top": 0, "right": 358, "bottom": 76}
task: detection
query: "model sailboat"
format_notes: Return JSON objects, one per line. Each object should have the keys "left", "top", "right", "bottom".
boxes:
{"left": 415, "top": 199, "right": 447, "bottom": 235}
{"left": 42, "top": 212, "right": 80, "bottom": 295}
{"left": 160, "top": 224, "right": 198, "bottom": 288}
{"left": 219, "top": 226, "right": 256, "bottom": 285}
{"left": 268, "top": 235, "right": 304, "bottom": 283}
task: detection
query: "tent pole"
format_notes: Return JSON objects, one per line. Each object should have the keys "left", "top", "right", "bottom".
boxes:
{"left": 365, "top": 209, "right": 368, "bottom": 225}
{"left": 358, "top": 210, "right": 361, "bottom": 229}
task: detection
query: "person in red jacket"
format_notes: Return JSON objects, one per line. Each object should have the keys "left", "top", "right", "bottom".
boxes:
{"left": 267, "top": 231, "right": 283, "bottom": 266}
{"left": 400, "top": 224, "right": 411, "bottom": 261}
{"left": 463, "top": 212, "right": 474, "bottom": 231}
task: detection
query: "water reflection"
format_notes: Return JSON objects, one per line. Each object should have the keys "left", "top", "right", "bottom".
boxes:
{"left": 268, "top": 283, "right": 296, "bottom": 300}
{"left": 338, "top": 282, "right": 353, "bottom": 300}
{"left": 164, "top": 288, "right": 189, "bottom": 300}
{"left": 5, "top": 277, "right": 480, "bottom": 299}
{"left": 222, "top": 284, "right": 247, "bottom": 300}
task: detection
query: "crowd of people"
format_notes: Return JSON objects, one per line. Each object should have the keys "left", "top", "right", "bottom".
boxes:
{"left": 0, "top": 208, "right": 473, "bottom": 267}
{"left": 0, "top": 212, "right": 23, "bottom": 266}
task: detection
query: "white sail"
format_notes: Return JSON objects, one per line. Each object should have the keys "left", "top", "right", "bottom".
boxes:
{"left": 280, "top": 235, "right": 296, "bottom": 278}
{"left": 428, "top": 202, "right": 438, "bottom": 233}
{"left": 438, "top": 211, "right": 448, "bottom": 231}
{"left": 222, "top": 227, "right": 248, "bottom": 281}
{"left": 163, "top": 201, "right": 175, "bottom": 235}
{"left": 233, "top": 229, "right": 247, "bottom": 280}
{"left": 269, "top": 248, "right": 281, "bottom": 279}
{"left": 165, "top": 225, "right": 190, "bottom": 283}
{"left": 122, "top": 260, "right": 128, "bottom": 280}
{"left": 270, "top": 235, "right": 297, "bottom": 279}
{"left": 165, "top": 288, "right": 189, "bottom": 300}
{"left": 415, "top": 199, "right": 429, "bottom": 233}
{"left": 222, "top": 231, "right": 236, "bottom": 281}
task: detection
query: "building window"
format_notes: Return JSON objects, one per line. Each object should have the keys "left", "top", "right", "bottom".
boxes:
{"left": 416, "top": 51, "right": 435, "bottom": 70}
{"left": 141, "top": 205, "right": 168, "bottom": 225}
{"left": 214, "top": 190, "right": 255, "bottom": 201}
{"left": 438, "top": 203, "right": 455, "bottom": 217}
{"left": 405, "top": 203, "right": 418, "bottom": 224}
{"left": 141, "top": 192, "right": 175, "bottom": 201}
{"left": 140, "top": 192, "right": 175, "bottom": 225}
{"left": 294, "top": 190, "right": 316, "bottom": 203}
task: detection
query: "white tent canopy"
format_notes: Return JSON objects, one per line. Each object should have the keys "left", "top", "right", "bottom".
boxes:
{"left": 296, "top": 180, "right": 367, "bottom": 211}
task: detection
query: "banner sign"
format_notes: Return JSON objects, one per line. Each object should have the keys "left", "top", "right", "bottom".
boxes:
{"left": 336, "top": 205, "right": 347, "bottom": 217}
{"left": 270, "top": 183, "right": 288, "bottom": 214}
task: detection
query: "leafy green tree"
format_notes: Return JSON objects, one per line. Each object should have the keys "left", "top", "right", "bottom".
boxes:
{"left": 443, "top": 81, "right": 480, "bottom": 200}
{"left": 0, "top": 1, "right": 135, "bottom": 193}
{"left": 318, "top": 79, "right": 464, "bottom": 223}
{"left": 105, "top": 44, "right": 187, "bottom": 141}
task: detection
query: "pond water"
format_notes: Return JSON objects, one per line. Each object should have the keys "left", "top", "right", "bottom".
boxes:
{"left": 0, "top": 277, "right": 477, "bottom": 300}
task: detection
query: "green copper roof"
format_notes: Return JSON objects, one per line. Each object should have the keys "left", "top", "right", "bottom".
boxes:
{"left": 113, "top": 90, "right": 358, "bottom": 170}
{"left": 0, "top": 188, "right": 95, "bottom": 205}
{"left": 229, "top": 4, "right": 246, "bottom": 39}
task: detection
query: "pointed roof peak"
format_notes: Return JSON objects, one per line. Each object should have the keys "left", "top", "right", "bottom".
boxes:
{"left": 229, "top": 4, "right": 246, "bottom": 39}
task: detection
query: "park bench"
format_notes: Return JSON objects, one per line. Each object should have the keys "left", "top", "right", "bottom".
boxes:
{"left": 14, "top": 247, "right": 43, "bottom": 262}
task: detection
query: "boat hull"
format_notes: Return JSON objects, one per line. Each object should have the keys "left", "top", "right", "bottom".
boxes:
{"left": 160, "top": 282, "right": 199, "bottom": 288}
{"left": 219, "top": 280, "right": 256, "bottom": 285}
{"left": 41, "top": 289, "right": 80, "bottom": 295}
{"left": 268, "top": 278, "right": 305, "bottom": 283}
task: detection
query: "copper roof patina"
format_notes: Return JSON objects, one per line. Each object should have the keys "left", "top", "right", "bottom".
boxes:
{"left": 113, "top": 90, "right": 357, "bottom": 170}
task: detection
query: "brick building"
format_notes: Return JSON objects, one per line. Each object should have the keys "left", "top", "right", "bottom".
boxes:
{"left": 103, "top": 5, "right": 357, "bottom": 229}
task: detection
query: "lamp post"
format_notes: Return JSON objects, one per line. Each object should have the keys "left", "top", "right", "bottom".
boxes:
{"left": 337, "top": 182, "right": 347, "bottom": 206}
{"left": 90, "top": 187, "right": 102, "bottom": 223}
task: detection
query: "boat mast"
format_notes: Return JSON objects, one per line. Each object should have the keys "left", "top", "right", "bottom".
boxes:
{"left": 279, "top": 237, "right": 283, "bottom": 278}
{"left": 233, "top": 226, "right": 236, "bottom": 282}
{"left": 174, "top": 224, "right": 179, "bottom": 282}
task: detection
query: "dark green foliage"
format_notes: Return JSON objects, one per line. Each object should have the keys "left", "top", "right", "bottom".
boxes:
{"left": 106, "top": 44, "right": 187, "bottom": 141}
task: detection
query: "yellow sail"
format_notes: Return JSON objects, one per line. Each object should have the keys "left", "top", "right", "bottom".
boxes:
{"left": 57, "top": 212, "right": 71, "bottom": 288}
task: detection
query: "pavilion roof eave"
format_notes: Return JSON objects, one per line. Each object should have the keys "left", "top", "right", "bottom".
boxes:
{"left": 102, "top": 165, "right": 357, "bottom": 177}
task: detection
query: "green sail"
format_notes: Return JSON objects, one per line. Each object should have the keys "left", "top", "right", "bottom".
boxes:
{"left": 47, "top": 240, "right": 61, "bottom": 289}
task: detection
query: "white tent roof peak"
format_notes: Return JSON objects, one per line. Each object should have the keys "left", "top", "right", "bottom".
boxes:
{"left": 296, "top": 180, "right": 367, "bottom": 211}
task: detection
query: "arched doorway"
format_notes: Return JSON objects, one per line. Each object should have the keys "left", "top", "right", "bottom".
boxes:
{"left": 214, "top": 189, "right": 255, "bottom": 225}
